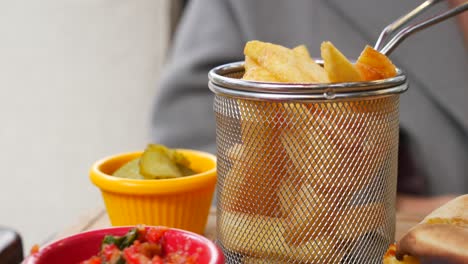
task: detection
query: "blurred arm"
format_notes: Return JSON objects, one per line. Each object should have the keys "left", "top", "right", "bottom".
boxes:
{"left": 447, "top": 0, "right": 468, "bottom": 46}
{"left": 151, "top": 0, "right": 244, "bottom": 153}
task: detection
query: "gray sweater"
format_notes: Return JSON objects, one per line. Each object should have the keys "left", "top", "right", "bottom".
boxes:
{"left": 152, "top": 0, "right": 468, "bottom": 195}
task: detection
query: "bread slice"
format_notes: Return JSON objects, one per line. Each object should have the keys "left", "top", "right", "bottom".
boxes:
{"left": 422, "top": 194, "right": 468, "bottom": 228}
{"left": 397, "top": 224, "right": 468, "bottom": 264}
{"left": 386, "top": 194, "right": 468, "bottom": 263}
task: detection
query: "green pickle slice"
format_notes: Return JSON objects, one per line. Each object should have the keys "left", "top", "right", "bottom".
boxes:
{"left": 113, "top": 158, "right": 145, "bottom": 179}
{"left": 112, "top": 144, "right": 195, "bottom": 179}
{"left": 139, "top": 144, "right": 183, "bottom": 179}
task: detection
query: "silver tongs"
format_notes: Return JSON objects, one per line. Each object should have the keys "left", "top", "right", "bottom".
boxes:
{"left": 375, "top": 0, "right": 468, "bottom": 55}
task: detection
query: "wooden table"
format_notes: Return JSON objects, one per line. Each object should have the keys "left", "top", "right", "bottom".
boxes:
{"left": 56, "top": 207, "right": 423, "bottom": 242}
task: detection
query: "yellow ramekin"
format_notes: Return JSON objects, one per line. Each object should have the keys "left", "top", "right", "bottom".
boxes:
{"left": 89, "top": 149, "right": 217, "bottom": 235}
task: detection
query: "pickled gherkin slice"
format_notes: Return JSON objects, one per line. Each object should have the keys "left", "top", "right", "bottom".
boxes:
{"left": 113, "top": 158, "right": 145, "bottom": 179}
{"left": 178, "top": 164, "right": 196, "bottom": 177}
{"left": 168, "top": 148, "right": 196, "bottom": 176}
{"left": 139, "top": 144, "right": 183, "bottom": 179}
{"left": 113, "top": 144, "right": 195, "bottom": 179}
{"left": 171, "top": 150, "right": 191, "bottom": 168}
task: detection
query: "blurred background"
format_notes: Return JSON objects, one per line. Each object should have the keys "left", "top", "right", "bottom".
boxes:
{"left": 0, "top": 0, "right": 186, "bottom": 253}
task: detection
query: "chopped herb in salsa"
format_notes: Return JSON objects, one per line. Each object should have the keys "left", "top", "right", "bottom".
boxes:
{"left": 81, "top": 227, "right": 198, "bottom": 264}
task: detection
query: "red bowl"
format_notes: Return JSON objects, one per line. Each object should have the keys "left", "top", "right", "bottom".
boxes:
{"left": 23, "top": 226, "right": 224, "bottom": 264}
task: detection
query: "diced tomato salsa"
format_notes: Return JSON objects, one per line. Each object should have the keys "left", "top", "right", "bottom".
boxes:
{"left": 81, "top": 227, "right": 198, "bottom": 264}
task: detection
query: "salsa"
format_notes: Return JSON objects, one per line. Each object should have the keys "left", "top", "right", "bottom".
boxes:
{"left": 81, "top": 227, "right": 198, "bottom": 264}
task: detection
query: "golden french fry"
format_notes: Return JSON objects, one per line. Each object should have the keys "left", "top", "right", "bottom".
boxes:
{"left": 220, "top": 163, "right": 279, "bottom": 216}
{"left": 331, "top": 203, "right": 386, "bottom": 241}
{"left": 245, "top": 40, "right": 328, "bottom": 83}
{"left": 236, "top": 100, "right": 286, "bottom": 168}
{"left": 243, "top": 56, "right": 280, "bottom": 82}
{"left": 218, "top": 211, "right": 285, "bottom": 258}
{"left": 221, "top": 146, "right": 289, "bottom": 216}
{"left": 244, "top": 40, "right": 395, "bottom": 84}
{"left": 282, "top": 184, "right": 329, "bottom": 245}
{"left": 237, "top": 100, "right": 289, "bottom": 150}
{"left": 321, "top": 41, "right": 363, "bottom": 82}
{"left": 277, "top": 179, "right": 296, "bottom": 216}
{"left": 226, "top": 143, "right": 244, "bottom": 162}
{"left": 219, "top": 211, "right": 347, "bottom": 263}
{"left": 355, "top": 45, "right": 397, "bottom": 81}
{"left": 236, "top": 100, "right": 282, "bottom": 165}
{"left": 292, "top": 44, "right": 311, "bottom": 58}
{"left": 283, "top": 184, "right": 385, "bottom": 245}
{"left": 292, "top": 44, "right": 330, "bottom": 83}
{"left": 279, "top": 101, "right": 392, "bottom": 199}
{"left": 293, "top": 48, "right": 330, "bottom": 83}
{"left": 245, "top": 40, "right": 312, "bottom": 82}
{"left": 243, "top": 55, "right": 257, "bottom": 72}
{"left": 280, "top": 164, "right": 386, "bottom": 245}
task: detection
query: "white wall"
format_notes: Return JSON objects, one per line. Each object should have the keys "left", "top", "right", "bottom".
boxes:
{"left": 0, "top": 0, "right": 170, "bottom": 253}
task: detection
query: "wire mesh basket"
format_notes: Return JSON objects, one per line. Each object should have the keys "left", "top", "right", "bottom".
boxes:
{"left": 209, "top": 62, "right": 408, "bottom": 264}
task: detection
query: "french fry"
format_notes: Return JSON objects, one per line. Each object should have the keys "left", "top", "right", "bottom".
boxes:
{"left": 356, "top": 45, "right": 397, "bottom": 81}
{"left": 219, "top": 211, "right": 348, "bottom": 263}
{"left": 279, "top": 102, "right": 389, "bottom": 198}
{"left": 218, "top": 211, "right": 285, "bottom": 258}
{"left": 244, "top": 40, "right": 328, "bottom": 83}
{"left": 244, "top": 55, "right": 260, "bottom": 72}
{"left": 321, "top": 41, "right": 363, "bottom": 82}
{"left": 220, "top": 162, "right": 286, "bottom": 217}
{"left": 226, "top": 143, "right": 245, "bottom": 162}
{"left": 282, "top": 184, "right": 335, "bottom": 245}
{"left": 293, "top": 44, "right": 330, "bottom": 83}
{"left": 236, "top": 100, "right": 286, "bottom": 166}
{"left": 244, "top": 40, "right": 312, "bottom": 82}
{"left": 243, "top": 56, "right": 280, "bottom": 82}
{"left": 222, "top": 100, "right": 290, "bottom": 217}
{"left": 282, "top": 180, "right": 386, "bottom": 245}
{"left": 294, "top": 46, "right": 330, "bottom": 83}
{"left": 292, "top": 44, "right": 311, "bottom": 58}
{"left": 244, "top": 40, "right": 397, "bottom": 83}
{"left": 234, "top": 103, "right": 304, "bottom": 218}
{"left": 331, "top": 203, "right": 386, "bottom": 241}
{"left": 277, "top": 178, "right": 296, "bottom": 216}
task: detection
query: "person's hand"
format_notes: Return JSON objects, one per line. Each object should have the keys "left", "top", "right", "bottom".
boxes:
{"left": 447, "top": 0, "right": 468, "bottom": 46}
{"left": 396, "top": 194, "right": 457, "bottom": 216}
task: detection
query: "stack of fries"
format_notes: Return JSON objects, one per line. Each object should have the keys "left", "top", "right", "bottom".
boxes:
{"left": 243, "top": 40, "right": 397, "bottom": 83}
{"left": 219, "top": 40, "right": 398, "bottom": 263}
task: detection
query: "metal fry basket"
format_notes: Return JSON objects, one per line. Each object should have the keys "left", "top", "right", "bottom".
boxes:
{"left": 209, "top": 62, "right": 408, "bottom": 264}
